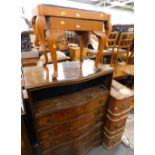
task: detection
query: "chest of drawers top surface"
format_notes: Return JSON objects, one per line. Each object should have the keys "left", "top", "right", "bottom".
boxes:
{"left": 111, "top": 80, "right": 134, "bottom": 100}
{"left": 33, "top": 4, "right": 110, "bottom": 21}
{"left": 22, "top": 60, "right": 113, "bottom": 89}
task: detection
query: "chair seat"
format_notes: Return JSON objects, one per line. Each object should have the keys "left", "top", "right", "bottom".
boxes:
{"left": 118, "top": 51, "right": 132, "bottom": 59}
{"left": 106, "top": 47, "right": 127, "bottom": 53}
{"left": 88, "top": 47, "right": 127, "bottom": 56}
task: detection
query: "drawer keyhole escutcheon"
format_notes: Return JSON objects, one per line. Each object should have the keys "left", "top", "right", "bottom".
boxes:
{"left": 47, "top": 118, "right": 53, "bottom": 124}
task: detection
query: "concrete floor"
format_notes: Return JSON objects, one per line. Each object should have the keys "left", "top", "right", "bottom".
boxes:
{"left": 87, "top": 143, "right": 134, "bottom": 155}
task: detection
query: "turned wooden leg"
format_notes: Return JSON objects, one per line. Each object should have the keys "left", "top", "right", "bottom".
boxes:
{"left": 35, "top": 15, "right": 48, "bottom": 64}
{"left": 110, "top": 49, "right": 115, "bottom": 65}
{"left": 76, "top": 31, "right": 86, "bottom": 63}
{"left": 79, "top": 34, "right": 84, "bottom": 63}
{"left": 46, "top": 30, "right": 64, "bottom": 79}
{"left": 93, "top": 31, "right": 107, "bottom": 69}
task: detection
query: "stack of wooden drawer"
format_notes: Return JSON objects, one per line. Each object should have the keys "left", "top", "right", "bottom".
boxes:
{"left": 103, "top": 80, "right": 134, "bottom": 149}
{"left": 33, "top": 86, "right": 109, "bottom": 155}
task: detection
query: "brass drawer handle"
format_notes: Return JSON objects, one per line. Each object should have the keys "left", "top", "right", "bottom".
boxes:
{"left": 48, "top": 131, "right": 54, "bottom": 136}
{"left": 47, "top": 118, "right": 53, "bottom": 124}
{"left": 51, "top": 140, "right": 56, "bottom": 146}
{"left": 115, "top": 123, "right": 121, "bottom": 129}
{"left": 114, "top": 107, "right": 118, "bottom": 111}
{"left": 120, "top": 102, "right": 129, "bottom": 110}
{"left": 99, "top": 98, "right": 103, "bottom": 104}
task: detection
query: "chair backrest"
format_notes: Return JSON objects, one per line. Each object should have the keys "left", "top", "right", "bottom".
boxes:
{"left": 106, "top": 32, "right": 119, "bottom": 65}
{"left": 106, "top": 32, "right": 119, "bottom": 48}
{"left": 118, "top": 32, "right": 134, "bottom": 50}
{"left": 114, "top": 32, "right": 134, "bottom": 65}
{"left": 128, "top": 47, "right": 134, "bottom": 64}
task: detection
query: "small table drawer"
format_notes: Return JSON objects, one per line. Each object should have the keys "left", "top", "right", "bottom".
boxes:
{"left": 49, "top": 17, "right": 104, "bottom": 31}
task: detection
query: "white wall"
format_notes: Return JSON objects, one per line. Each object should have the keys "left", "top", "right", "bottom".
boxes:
{"left": 104, "top": 8, "right": 134, "bottom": 25}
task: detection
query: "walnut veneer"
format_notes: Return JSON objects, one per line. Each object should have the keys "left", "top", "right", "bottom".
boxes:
{"left": 22, "top": 60, "right": 113, "bottom": 154}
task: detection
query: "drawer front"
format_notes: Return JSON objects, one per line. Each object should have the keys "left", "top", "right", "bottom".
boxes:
{"left": 42, "top": 132, "right": 102, "bottom": 155}
{"left": 103, "top": 126, "right": 125, "bottom": 137}
{"left": 38, "top": 107, "right": 105, "bottom": 141}
{"left": 108, "top": 97, "right": 132, "bottom": 114}
{"left": 104, "top": 114, "right": 128, "bottom": 132}
{"left": 42, "top": 123, "right": 103, "bottom": 153}
{"left": 49, "top": 17, "right": 104, "bottom": 31}
{"left": 103, "top": 131, "right": 122, "bottom": 148}
{"left": 40, "top": 122, "right": 102, "bottom": 151}
{"left": 107, "top": 108, "right": 129, "bottom": 120}
{"left": 35, "top": 95, "right": 108, "bottom": 129}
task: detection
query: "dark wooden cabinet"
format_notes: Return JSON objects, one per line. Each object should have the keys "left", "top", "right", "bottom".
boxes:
{"left": 22, "top": 60, "right": 113, "bottom": 154}
{"left": 21, "top": 107, "right": 33, "bottom": 155}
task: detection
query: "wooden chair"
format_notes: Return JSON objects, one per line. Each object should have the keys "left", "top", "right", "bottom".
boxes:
{"left": 103, "top": 32, "right": 119, "bottom": 64}
{"left": 114, "top": 32, "right": 134, "bottom": 65}
{"left": 127, "top": 47, "right": 134, "bottom": 64}
{"left": 88, "top": 31, "right": 119, "bottom": 64}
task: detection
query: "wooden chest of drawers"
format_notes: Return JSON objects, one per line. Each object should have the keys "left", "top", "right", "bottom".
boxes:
{"left": 21, "top": 103, "right": 33, "bottom": 155}
{"left": 103, "top": 80, "right": 134, "bottom": 149}
{"left": 22, "top": 60, "right": 113, "bottom": 154}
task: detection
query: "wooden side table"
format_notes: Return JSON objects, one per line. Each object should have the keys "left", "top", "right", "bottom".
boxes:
{"left": 32, "top": 4, "right": 112, "bottom": 78}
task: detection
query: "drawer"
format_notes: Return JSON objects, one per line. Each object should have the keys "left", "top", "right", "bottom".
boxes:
{"left": 108, "top": 97, "right": 132, "bottom": 114}
{"left": 103, "top": 126, "right": 125, "bottom": 137}
{"left": 104, "top": 114, "right": 128, "bottom": 132}
{"left": 38, "top": 108, "right": 105, "bottom": 141}
{"left": 42, "top": 123, "right": 103, "bottom": 154}
{"left": 107, "top": 108, "right": 129, "bottom": 120}
{"left": 49, "top": 17, "right": 104, "bottom": 31}
{"left": 103, "top": 131, "right": 123, "bottom": 149}
{"left": 35, "top": 95, "right": 108, "bottom": 130}
{"left": 40, "top": 122, "right": 102, "bottom": 151}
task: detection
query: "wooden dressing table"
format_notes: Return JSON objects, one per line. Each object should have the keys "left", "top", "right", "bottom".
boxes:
{"left": 32, "top": 4, "right": 112, "bottom": 78}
